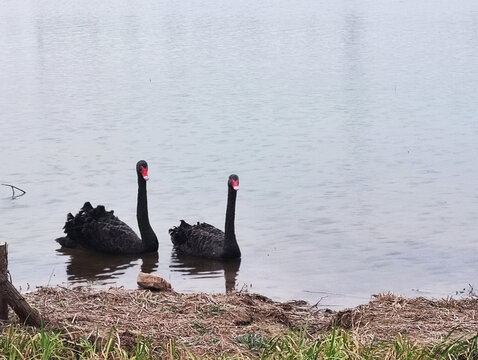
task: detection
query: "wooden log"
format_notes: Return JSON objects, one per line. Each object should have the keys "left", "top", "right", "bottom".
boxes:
{"left": 0, "top": 244, "right": 42, "bottom": 327}
{"left": 0, "top": 297, "right": 7, "bottom": 320}
{"left": 0, "top": 244, "right": 8, "bottom": 320}
{"left": 0, "top": 281, "right": 42, "bottom": 326}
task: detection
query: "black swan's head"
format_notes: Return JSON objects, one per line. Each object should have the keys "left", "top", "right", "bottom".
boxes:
{"left": 136, "top": 160, "right": 149, "bottom": 181}
{"left": 228, "top": 174, "right": 239, "bottom": 191}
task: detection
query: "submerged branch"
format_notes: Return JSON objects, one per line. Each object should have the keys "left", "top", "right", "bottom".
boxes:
{"left": 1, "top": 184, "right": 26, "bottom": 199}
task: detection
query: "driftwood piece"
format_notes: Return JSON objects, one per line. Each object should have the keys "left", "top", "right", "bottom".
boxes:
{"left": 0, "top": 246, "right": 8, "bottom": 320}
{"left": 0, "top": 244, "right": 42, "bottom": 326}
{"left": 1, "top": 184, "right": 26, "bottom": 199}
{"left": 137, "top": 272, "right": 172, "bottom": 291}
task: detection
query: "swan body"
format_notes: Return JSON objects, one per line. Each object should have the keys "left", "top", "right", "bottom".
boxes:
{"left": 56, "top": 160, "right": 158, "bottom": 254}
{"left": 169, "top": 174, "right": 241, "bottom": 260}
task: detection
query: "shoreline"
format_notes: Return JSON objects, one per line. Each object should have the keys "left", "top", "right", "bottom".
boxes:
{"left": 7, "top": 285, "right": 477, "bottom": 356}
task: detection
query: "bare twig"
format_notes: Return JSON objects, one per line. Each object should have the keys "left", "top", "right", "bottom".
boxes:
{"left": 1, "top": 184, "right": 26, "bottom": 199}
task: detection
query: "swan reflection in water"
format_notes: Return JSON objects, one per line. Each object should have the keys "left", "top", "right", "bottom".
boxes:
{"left": 56, "top": 247, "right": 159, "bottom": 285}
{"left": 170, "top": 250, "right": 241, "bottom": 292}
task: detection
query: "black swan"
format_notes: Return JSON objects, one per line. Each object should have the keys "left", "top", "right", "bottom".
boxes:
{"left": 169, "top": 174, "right": 241, "bottom": 260}
{"left": 55, "top": 160, "right": 158, "bottom": 254}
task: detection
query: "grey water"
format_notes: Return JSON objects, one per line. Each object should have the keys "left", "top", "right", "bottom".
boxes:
{"left": 1, "top": 0, "right": 478, "bottom": 309}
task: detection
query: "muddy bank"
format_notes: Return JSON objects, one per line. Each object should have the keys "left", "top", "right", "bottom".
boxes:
{"left": 13, "top": 287, "right": 478, "bottom": 355}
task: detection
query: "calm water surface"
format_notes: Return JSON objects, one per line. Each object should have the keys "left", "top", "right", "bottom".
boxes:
{"left": 1, "top": 0, "right": 478, "bottom": 309}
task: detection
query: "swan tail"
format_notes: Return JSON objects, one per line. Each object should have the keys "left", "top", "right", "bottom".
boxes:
{"left": 55, "top": 236, "right": 78, "bottom": 248}
{"left": 59, "top": 202, "right": 110, "bottom": 248}
{"left": 169, "top": 220, "right": 191, "bottom": 246}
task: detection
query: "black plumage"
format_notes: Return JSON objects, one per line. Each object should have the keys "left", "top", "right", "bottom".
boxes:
{"left": 55, "top": 160, "right": 158, "bottom": 254}
{"left": 169, "top": 174, "right": 241, "bottom": 260}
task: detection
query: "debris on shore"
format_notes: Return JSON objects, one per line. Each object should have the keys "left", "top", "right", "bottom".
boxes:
{"left": 10, "top": 287, "right": 478, "bottom": 355}
{"left": 23, "top": 286, "right": 329, "bottom": 355}
{"left": 335, "top": 292, "right": 478, "bottom": 345}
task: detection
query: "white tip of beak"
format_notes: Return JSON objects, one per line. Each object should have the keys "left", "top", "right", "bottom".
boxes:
{"left": 233, "top": 185, "right": 239, "bottom": 190}
{"left": 143, "top": 176, "right": 149, "bottom": 181}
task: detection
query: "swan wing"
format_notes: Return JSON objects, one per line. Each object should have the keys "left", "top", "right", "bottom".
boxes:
{"left": 81, "top": 216, "right": 141, "bottom": 253}
{"left": 62, "top": 203, "right": 141, "bottom": 253}
{"left": 171, "top": 221, "right": 225, "bottom": 258}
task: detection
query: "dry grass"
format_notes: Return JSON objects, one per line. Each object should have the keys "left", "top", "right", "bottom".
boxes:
{"left": 3, "top": 287, "right": 477, "bottom": 356}
{"left": 335, "top": 292, "right": 478, "bottom": 345}
{"left": 21, "top": 286, "right": 330, "bottom": 356}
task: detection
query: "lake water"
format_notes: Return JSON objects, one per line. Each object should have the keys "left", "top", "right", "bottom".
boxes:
{"left": 1, "top": 0, "right": 478, "bottom": 309}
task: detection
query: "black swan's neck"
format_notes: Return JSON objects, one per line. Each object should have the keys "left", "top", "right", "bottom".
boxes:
{"left": 137, "top": 176, "right": 158, "bottom": 252}
{"left": 224, "top": 186, "right": 240, "bottom": 257}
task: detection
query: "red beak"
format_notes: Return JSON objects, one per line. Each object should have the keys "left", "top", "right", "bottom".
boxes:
{"left": 231, "top": 179, "right": 239, "bottom": 190}
{"left": 141, "top": 166, "right": 149, "bottom": 181}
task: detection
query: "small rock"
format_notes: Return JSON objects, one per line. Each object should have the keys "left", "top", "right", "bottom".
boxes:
{"left": 137, "top": 272, "right": 172, "bottom": 291}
